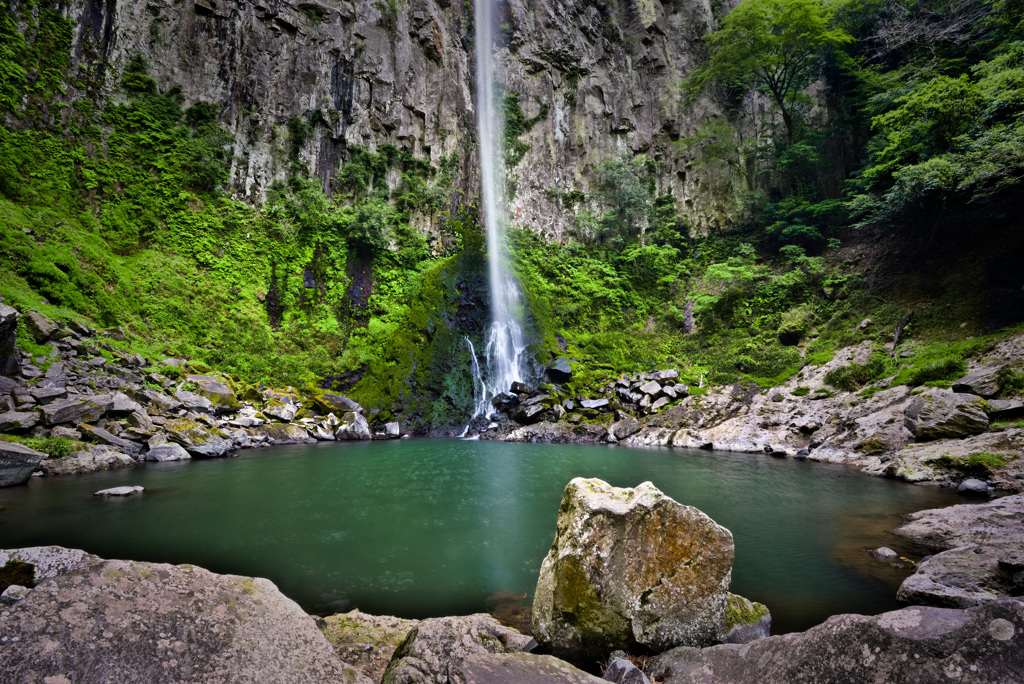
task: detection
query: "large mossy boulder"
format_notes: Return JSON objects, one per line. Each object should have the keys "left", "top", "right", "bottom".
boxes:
{"left": 532, "top": 478, "right": 734, "bottom": 660}
{"left": 380, "top": 613, "right": 535, "bottom": 684}
{"left": 314, "top": 392, "right": 365, "bottom": 416}
{"left": 904, "top": 389, "right": 989, "bottom": 441}
{"left": 335, "top": 412, "right": 372, "bottom": 440}
{"left": 0, "top": 548, "right": 370, "bottom": 683}
{"left": 164, "top": 418, "right": 234, "bottom": 457}
{"left": 185, "top": 374, "right": 242, "bottom": 413}
{"left": 0, "top": 441, "right": 47, "bottom": 487}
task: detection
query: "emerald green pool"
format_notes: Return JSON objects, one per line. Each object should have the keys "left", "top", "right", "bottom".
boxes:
{"left": 0, "top": 439, "right": 959, "bottom": 634}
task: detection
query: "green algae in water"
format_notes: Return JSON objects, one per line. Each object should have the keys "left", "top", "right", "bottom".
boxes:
{"left": 0, "top": 440, "right": 959, "bottom": 634}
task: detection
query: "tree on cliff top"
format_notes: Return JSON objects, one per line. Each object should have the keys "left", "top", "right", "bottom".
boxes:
{"left": 684, "top": 0, "right": 853, "bottom": 144}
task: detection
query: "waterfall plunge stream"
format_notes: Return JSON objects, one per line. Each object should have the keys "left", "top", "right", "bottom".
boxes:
{"left": 467, "top": 0, "right": 527, "bottom": 421}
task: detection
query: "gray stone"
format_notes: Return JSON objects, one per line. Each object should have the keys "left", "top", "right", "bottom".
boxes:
{"left": 872, "top": 547, "right": 899, "bottom": 561}
{"left": 547, "top": 358, "right": 573, "bottom": 383}
{"left": 0, "top": 546, "right": 98, "bottom": 582}
{"left": 0, "top": 441, "right": 47, "bottom": 487}
{"left": 988, "top": 398, "right": 1024, "bottom": 420}
{"left": 603, "top": 658, "right": 652, "bottom": 684}
{"left": 580, "top": 398, "right": 609, "bottom": 410}
{"left": 904, "top": 389, "right": 989, "bottom": 440}
{"left": 608, "top": 416, "right": 641, "bottom": 441}
{"left": 650, "top": 396, "right": 671, "bottom": 411}
{"left": 40, "top": 393, "right": 114, "bottom": 426}
{"left": 108, "top": 391, "right": 145, "bottom": 416}
{"left": 264, "top": 399, "right": 299, "bottom": 422}
{"left": 0, "top": 584, "right": 31, "bottom": 605}
{"left": 335, "top": 412, "right": 372, "bottom": 440}
{"left": 28, "top": 386, "right": 67, "bottom": 404}
{"left": 0, "top": 410, "right": 39, "bottom": 432}
{"left": 88, "top": 355, "right": 107, "bottom": 367}
{"left": 380, "top": 614, "right": 535, "bottom": 684}
{"left": 0, "top": 304, "right": 19, "bottom": 376}
{"left": 77, "top": 423, "right": 143, "bottom": 456}
{"left": 532, "top": 479, "right": 734, "bottom": 659}
{"left": 650, "top": 370, "right": 680, "bottom": 382}
{"left": 313, "top": 392, "right": 365, "bottom": 416}
{"left": 185, "top": 374, "right": 242, "bottom": 413}
{"left": 952, "top": 366, "right": 1003, "bottom": 397}
{"left": 94, "top": 485, "right": 144, "bottom": 496}
{"left": 175, "top": 388, "right": 216, "bottom": 414}
{"left": 458, "top": 653, "right": 604, "bottom": 683}
{"left": 958, "top": 478, "right": 990, "bottom": 495}
{"left": 648, "top": 599, "right": 1024, "bottom": 684}
{"left": 41, "top": 445, "right": 136, "bottom": 476}
{"left": 248, "top": 423, "right": 315, "bottom": 445}
{"left": 514, "top": 402, "right": 547, "bottom": 425}
{"left": 319, "top": 609, "right": 420, "bottom": 683}
{"left": 0, "top": 551, "right": 370, "bottom": 683}
{"left": 638, "top": 380, "right": 662, "bottom": 396}
{"left": 23, "top": 311, "right": 57, "bottom": 342}
{"left": 144, "top": 443, "right": 192, "bottom": 462}
{"left": 384, "top": 421, "right": 401, "bottom": 438}
{"left": 164, "top": 417, "right": 234, "bottom": 457}
{"left": 724, "top": 593, "right": 772, "bottom": 645}
{"left": 894, "top": 493, "right": 1024, "bottom": 551}
{"left": 49, "top": 425, "right": 81, "bottom": 440}
{"left": 898, "top": 543, "right": 1022, "bottom": 608}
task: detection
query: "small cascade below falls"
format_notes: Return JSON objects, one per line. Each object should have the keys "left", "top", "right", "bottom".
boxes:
{"left": 469, "top": 0, "right": 526, "bottom": 421}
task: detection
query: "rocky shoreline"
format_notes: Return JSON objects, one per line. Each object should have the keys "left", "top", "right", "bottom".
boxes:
{"left": 478, "top": 339, "right": 1024, "bottom": 496}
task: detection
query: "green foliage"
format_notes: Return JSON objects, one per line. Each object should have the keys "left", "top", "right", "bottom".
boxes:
{"left": 999, "top": 366, "right": 1024, "bottom": 396}
{"left": 0, "top": 434, "right": 76, "bottom": 458}
{"left": 824, "top": 353, "right": 889, "bottom": 391}
{"left": 929, "top": 451, "right": 1011, "bottom": 477}
{"left": 684, "top": 0, "right": 853, "bottom": 143}
{"left": 906, "top": 357, "right": 968, "bottom": 386}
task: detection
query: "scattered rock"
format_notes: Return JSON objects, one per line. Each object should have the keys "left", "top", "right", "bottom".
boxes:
{"left": 336, "top": 412, "right": 372, "bottom": 440}
{"left": 380, "top": 613, "right": 535, "bottom": 684}
{"left": 579, "top": 398, "right": 609, "bottom": 410}
{"left": 904, "top": 389, "right": 989, "bottom": 440}
{"left": 265, "top": 399, "right": 299, "bottom": 422}
{"left": 898, "top": 543, "right": 1021, "bottom": 608}
{"left": 384, "top": 421, "right": 401, "bottom": 438}
{"left": 174, "top": 388, "right": 216, "bottom": 414}
{"left": 40, "top": 393, "right": 114, "bottom": 426}
{"left": 0, "top": 546, "right": 98, "bottom": 582}
{"left": 514, "top": 402, "right": 547, "bottom": 425}
{"left": 49, "top": 425, "right": 81, "bottom": 440}
{"left": 603, "top": 657, "right": 652, "bottom": 684}
{"left": 250, "top": 422, "right": 315, "bottom": 445}
{"left": 988, "top": 398, "right": 1024, "bottom": 421}
{"left": 315, "top": 392, "right": 365, "bottom": 416}
{"left": 724, "top": 593, "right": 771, "bottom": 644}
{"left": 952, "top": 366, "right": 1003, "bottom": 398}
{"left": 894, "top": 493, "right": 1024, "bottom": 550}
{"left": 23, "top": 311, "right": 57, "bottom": 343}
{"left": 608, "top": 416, "right": 641, "bottom": 441}
{"left": 40, "top": 445, "right": 135, "bottom": 476}
{"left": 0, "top": 441, "right": 47, "bottom": 487}
{"left": 958, "top": 478, "right": 990, "bottom": 495}
{"left": 458, "top": 652, "right": 604, "bottom": 683}
{"left": 319, "top": 609, "right": 419, "bottom": 682}
{"left": 648, "top": 599, "right": 1024, "bottom": 683}
{"left": 144, "top": 443, "right": 192, "bottom": 462}
{"left": 28, "top": 386, "right": 66, "bottom": 404}
{"left": 639, "top": 380, "right": 662, "bottom": 396}
{"left": 77, "top": 423, "right": 143, "bottom": 456}
{"left": 547, "top": 358, "right": 573, "bottom": 383}
{"left": 94, "top": 485, "right": 144, "bottom": 496}
{"left": 0, "top": 550, "right": 370, "bottom": 683}
{"left": 532, "top": 478, "right": 734, "bottom": 659}
{"left": 186, "top": 374, "right": 242, "bottom": 412}
{"left": 0, "top": 584, "right": 31, "bottom": 605}
{"left": 164, "top": 418, "right": 234, "bottom": 457}
{"left": 0, "top": 410, "right": 39, "bottom": 432}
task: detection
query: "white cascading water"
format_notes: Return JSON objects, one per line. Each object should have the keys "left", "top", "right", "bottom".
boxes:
{"left": 468, "top": 0, "right": 526, "bottom": 421}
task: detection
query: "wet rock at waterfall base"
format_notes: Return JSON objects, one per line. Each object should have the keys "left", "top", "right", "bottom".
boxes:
{"left": 532, "top": 478, "right": 734, "bottom": 660}
{"left": 547, "top": 358, "right": 573, "bottom": 383}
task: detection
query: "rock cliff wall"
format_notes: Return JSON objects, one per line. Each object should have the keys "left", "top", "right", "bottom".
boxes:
{"left": 24, "top": 0, "right": 750, "bottom": 237}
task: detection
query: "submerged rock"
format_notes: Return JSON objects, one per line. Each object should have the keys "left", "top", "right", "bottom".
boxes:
{"left": 648, "top": 599, "right": 1024, "bottom": 683}
{"left": 0, "top": 548, "right": 370, "bottom": 683}
{"left": 532, "top": 478, "right": 734, "bottom": 660}
{"left": 94, "top": 485, "right": 144, "bottom": 496}
{"left": 380, "top": 613, "right": 535, "bottom": 684}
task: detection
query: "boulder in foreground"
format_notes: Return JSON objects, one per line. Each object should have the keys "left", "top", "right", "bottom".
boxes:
{"left": 0, "top": 547, "right": 370, "bottom": 684}
{"left": 532, "top": 478, "right": 734, "bottom": 660}
{"left": 649, "top": 598, "right": 1024, "bottom": 684}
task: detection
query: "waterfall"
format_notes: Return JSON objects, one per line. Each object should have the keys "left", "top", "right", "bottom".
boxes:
{"left": 471, "top": 0, "right": 526, "bottom": 419}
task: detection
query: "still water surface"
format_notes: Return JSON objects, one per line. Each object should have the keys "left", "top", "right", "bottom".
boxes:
{"left": 0, "top": 439, "right": 959, "bottom": 633}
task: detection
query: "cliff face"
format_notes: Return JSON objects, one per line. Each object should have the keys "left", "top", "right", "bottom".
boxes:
{"left": 35, "top": 0, "right": 748, "bottom": 237}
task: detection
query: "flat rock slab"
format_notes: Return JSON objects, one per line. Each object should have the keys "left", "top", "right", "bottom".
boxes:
{"left": 458, "top": 653, "right": 605, "bottom": 683}
{"left": 895, "top": 493, "right": 1024, "bottom": 551}
{"left": 650, "top": 599, "right": 1024, "bottom": 684}
{"left": 0, "top": 546, "right": 98, "bottom": 581}
{"left": 904, "top": 390, "right": 989, "bottom": 441}
{"left": 94, "top": 485, "right": 144, "bottom": 496}
{"left": 898, "top": 542, "right": 1023, "bottom": 608}
{"left": 144, "top": 443, "right": 191, "bottom": 462}
{"left": 40, "top": 445, "right": 136, "bottom": 476}
{"left": 0, "top": 553, "right": 370, "bottom": 684}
